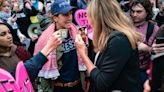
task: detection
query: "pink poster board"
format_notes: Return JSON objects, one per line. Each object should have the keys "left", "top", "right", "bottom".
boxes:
{"left": 0, "top": 69, "right": 20, "bottom": 92}
{"left": 74, "top": 9, "right": 93, "bottom": 39}
{"left": 16, "top": 62, "right": 34, "bottom": 92}
{"left": 0, "top": 62, "right": 34, "bottom": 92}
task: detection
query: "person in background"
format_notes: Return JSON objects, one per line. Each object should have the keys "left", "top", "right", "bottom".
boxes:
{"left": 77, "top": 0, "right": 91, "bottom": 9}
{"left": 130, "top": 0, "right": 159, "bottom": 91}
{"left": 155, "top": 0, "right": 164, "bottom": 27}
{"left": 0, "top": 0, "right": 23, "bottom": 46}
{"left": 0, "top": 0, "right": 29, "bottom": 49}
{"left": 11, "top": 0, "right": 39, "bottom": 55}
{"left": 45, "top": 0, "right": 52, "bottom": 16}
{"left": 118, "top": 0, "right": 133, "bottom": 13}
{"left": 149, "top": 24, "right": 164, "bottom": 92}
{"left": 0, "top": 0, "right": 11, "bottom": 22}
{"left": 75, "top": 0, "right": 141, "bottom": 92}
{"left": 34, "top": 0, "right": 85, "bottom": 92}
{"left": 0, "top": 22, "right": 31, "bottom": 73}
{"left": 149, "top": 0, "right": 160, "bottom": 20}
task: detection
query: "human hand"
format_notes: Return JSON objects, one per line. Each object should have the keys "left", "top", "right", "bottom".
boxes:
{"left": 152, "top": 41, "right": 164, "bottom": 54}
{"left": 24, "top": 0, "right": 32, "bottom": 10}
{"left": 138, "top": 42, "right": 151, "bottom": 52}
{"left": 75, "top": 34, "right": 87, "bottom": 56}
{"left": 46, "top": 31, "right": 62, "bottom": 50}
{"left": 41, "top": 31, "right": 62, "bottom": 56}
{"left": 31, "top": 35, "right": 38, "bottom": 42}
{"left": 8, "top": 15, "right": 17, "bottom": 23}
{"left": 19, "top": 35, "right": 26, "bottom": 42}
{"left": 143, "top": 79, "right": 151, "bottom": 92}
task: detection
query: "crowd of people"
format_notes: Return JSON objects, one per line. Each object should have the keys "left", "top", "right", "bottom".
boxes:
{"left": 0, "top": 0, "right": 164, "bottom": 92}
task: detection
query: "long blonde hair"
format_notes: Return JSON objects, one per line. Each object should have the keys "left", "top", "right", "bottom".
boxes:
{"left": 87, "top": 0, "right": 140, "bottom": 52}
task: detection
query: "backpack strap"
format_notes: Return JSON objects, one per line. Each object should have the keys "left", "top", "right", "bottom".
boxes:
{"left": 146, "top": 21, "right": 155, "bottom": 42}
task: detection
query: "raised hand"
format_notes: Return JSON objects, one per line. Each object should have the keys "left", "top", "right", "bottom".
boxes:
{"left": 41, "top": 31, "right": 62, "bottom": 56}
{"left": 138, "top": 42, "right": 151, "bottom": 53}
{"left": 152, "top": 41, "right": 164, "bottom": 54}
{"left": 75, "top": 34, "right": 87, "bottom": 56}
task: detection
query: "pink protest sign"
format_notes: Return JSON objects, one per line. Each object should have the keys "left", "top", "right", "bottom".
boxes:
{"left": 0, "top": 69, "right": 20, "bottom": 92}
{"left": 74, "top": 9, "right": 93, "bottom": 39}
{"left": 0, "top": 61, "right": 34, "bottom": 92}
{"left": 16, "top": 62, "right": 34, "bottom": 92}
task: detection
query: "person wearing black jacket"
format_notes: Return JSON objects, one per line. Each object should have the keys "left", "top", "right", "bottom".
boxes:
{"left": 75, "top": 0, "right": 142, "bottom": 92}
{"left": 11, "top": 0, "right": 39, "bottom": 55}
{"left": 151, "top": 24, "right": 164, "bottom": 92}
{"left": 11, "top": 0, "right": 39, "bottom": 38}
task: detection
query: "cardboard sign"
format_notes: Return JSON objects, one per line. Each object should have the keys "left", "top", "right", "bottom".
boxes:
{"left": 74, "top": 9, "right": 93, "bottom": 39}
{"left": 0, "top": 62, "right": 34, "bottom": 92}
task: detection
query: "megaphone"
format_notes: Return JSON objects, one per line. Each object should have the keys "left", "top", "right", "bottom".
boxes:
{"left": 27, "top": 23, "right": 42, "bottom": 39}
{"left": 27, "top": 15, "right": 51, "bottom": 39}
